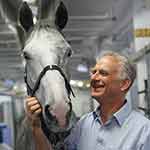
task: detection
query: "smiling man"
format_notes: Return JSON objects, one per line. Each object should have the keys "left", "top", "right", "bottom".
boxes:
{"left": 65, "top": 51, "right": 150, "bottom": 150}
{"left": 26, "top": 51, "right": 150, "bottom": 150}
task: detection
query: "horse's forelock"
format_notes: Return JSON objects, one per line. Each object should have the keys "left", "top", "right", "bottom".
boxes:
{"left": 25, "top": 26, "right": 69, "bottom": 58}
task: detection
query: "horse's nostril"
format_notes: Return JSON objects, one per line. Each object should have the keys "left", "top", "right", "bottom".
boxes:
{"left": 23, "top": 51, "right": 31, "bottom": 60}
{"left": 44, "top": 105, "right": 58, "bottom": 124}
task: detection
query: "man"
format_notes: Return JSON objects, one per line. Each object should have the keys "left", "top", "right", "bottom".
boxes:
{"left": 26, "top": 51, "right": 150, "bottom": 150}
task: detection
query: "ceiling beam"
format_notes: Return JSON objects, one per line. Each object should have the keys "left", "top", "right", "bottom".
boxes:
{"left": 67, "top": 36, "right": 97, "bottom": 42}
{"left": 0, "top": 40, "right": 18, "bottom": 43}
{"left": 64, "top": 28, "right": 103, "bottom": 32}
{"left": 69, "top": 15, "right": 116, "bottom": 21}
{"left": 0, "top": 48, "right": 20, "bottom": 51}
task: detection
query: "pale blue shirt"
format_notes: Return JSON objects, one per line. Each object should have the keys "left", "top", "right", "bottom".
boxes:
{"left": 65, "top": 100, "right": 150, "bottom": 150}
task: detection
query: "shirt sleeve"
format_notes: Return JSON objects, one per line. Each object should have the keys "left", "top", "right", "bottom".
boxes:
{"left": 140, "top": 133, "right": 150, "bottom": 150}
{"left": 140, "top": 124, "right": 150, "bottom": 150}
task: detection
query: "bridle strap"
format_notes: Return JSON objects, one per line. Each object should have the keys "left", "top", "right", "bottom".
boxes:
{"left": 24, "top": 65, "right": 75, "bottom": 98}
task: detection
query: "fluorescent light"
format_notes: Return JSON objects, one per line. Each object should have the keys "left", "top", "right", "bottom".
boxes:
{"left": 77, "top": 81, "right": 84, "bottom": 87}
{"left": 86, "top": 83, "right": 90, "bottom": 88}
{"left": 77, "top": 64, "right": 88, "bottom": 73}
{"left": 70, "top": 80, "right": 76, "bottom": 85}
{"left": 23, "top": 0, "right": 36, "bottom": 3}
{"left": 33, "top": 16, "right": 37, "bottom": 24}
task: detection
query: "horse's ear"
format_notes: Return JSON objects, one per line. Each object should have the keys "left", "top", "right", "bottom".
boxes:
{"left": 19, "top": 2, "right": 34, "bottom": 32}
{"left": 55, "top": 1, "right": 68, "bottom": 30}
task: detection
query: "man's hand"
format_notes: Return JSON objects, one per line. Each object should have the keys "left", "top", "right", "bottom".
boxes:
{"left": 26, "top": 96, "right": 42, "bottom": 128}
{"left": 25, "top": 96, "right": 53, "bottom": 150}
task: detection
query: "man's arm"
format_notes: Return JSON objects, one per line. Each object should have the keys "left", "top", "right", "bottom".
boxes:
{"left": 140, "top": 134, "right": 150, "bottom": 150}
{"left": 32, "top": 126, "right": 52, "bottom": 150}
{"left": 26, "top": 96, "right": 53, "bottom": 150}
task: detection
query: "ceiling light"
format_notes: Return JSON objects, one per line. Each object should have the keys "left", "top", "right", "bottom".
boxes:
{"left": 77, "top": 81, "right": 84, "bottom": 87}
{"left": 86, "top": 83, "right": 90, "bottom": 88}
{"left": 22, "top": 0, "right": 36, "bottom": 3}
{"left": 77, "top": 64, "right": 88, "bottom": 73}
{"left": 33, "top": 16, "right": 37, "bottom": 24}
{"left": 70, "top": 80, "right": 76, "bottom": 85}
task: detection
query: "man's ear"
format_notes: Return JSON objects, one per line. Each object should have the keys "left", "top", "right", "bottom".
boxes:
{"left": 120, "top": 79, "right": 132, "bottom": 92}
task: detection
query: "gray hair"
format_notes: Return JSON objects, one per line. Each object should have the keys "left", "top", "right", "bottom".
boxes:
{"left": 96, "top": 51, "right": 136, "bottom": 85}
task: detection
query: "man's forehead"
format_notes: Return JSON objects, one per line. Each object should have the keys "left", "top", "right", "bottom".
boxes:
{"left": 97, "top": 56, "right": 119, "bottom": 65}
{"left": 94, "top": 56, "right": 120, "bottom": 70}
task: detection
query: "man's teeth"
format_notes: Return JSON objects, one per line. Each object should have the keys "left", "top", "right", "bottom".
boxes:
{"left": 93, "top": 84, "right": 104, "bottom": 88}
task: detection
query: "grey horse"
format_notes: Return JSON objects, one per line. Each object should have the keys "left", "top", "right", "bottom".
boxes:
{"left": 0, "top": 0, "right": 77, "bottom": 149}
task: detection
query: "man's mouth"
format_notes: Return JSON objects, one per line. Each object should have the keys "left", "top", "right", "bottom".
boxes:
{"left": 92, "top": 85, "right": 105, "bottom": 90}
{"left": 91, "top": 80, "right": 105, "bottom": 88}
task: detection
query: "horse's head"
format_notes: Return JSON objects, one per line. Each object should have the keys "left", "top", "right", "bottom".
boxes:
{"left": 19, "top": 0, "right": 73, "bottom": 128}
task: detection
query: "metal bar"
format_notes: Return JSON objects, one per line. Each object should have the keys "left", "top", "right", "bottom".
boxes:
{"left": 0, "top": 48, "right": 20, "bottom": 51}
{"left": 146, "top": 53, "right": 150, "bottom": 119}
{"left": 64, "top": 28, "right": 103, "bottom": 32}
{"left": 69, "top": 15, "right": 116, "bottom": 21}
{"left": 0, "top": 40, "right": 18, "bottom": 43}
{"left": 67, "top": 36, "right": 97, "bottom": 42}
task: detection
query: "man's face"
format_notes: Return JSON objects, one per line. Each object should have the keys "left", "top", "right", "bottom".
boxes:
{"left": 90, "top": 56, "right": 123, "bottom": 103}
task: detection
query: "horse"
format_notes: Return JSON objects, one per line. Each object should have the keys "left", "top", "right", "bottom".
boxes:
{"left": 0, "top": 0, "right": 77, "bottom": 149}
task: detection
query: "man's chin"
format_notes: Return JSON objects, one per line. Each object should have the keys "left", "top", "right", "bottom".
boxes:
{"left": 91, "top": 89, "right": 104, "bottom": 97}
{"left": 91, "top": 93, "right": 102, "bottom": 99}
{"left": 91, "top": 95, "right": 97, "bottom": 99}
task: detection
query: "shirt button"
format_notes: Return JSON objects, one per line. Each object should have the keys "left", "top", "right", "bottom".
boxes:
{"left": 97, "top": 137, "right": 104, "bottom": 144}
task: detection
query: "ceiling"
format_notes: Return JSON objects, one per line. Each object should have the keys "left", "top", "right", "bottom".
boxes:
{"left": 0, "top": 0, "right": 134, "bottom": 82}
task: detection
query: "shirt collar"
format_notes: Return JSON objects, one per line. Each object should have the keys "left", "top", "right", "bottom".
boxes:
{"left": 93, "top": 100, "right": 132, "bottom": 126}
{"left": 113, "top": 100, "right": 132, "bottom": 126}
{"left": 93, "top": 106, "right": 100, "bottom": 121}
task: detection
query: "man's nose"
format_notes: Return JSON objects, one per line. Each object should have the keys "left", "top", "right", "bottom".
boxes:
{"left": 90, "top": 71, "right": 100, "bottom": 80}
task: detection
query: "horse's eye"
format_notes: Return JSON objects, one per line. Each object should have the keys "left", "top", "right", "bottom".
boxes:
{"left": 66, "top": 49, "right": 72, "bottom": 57}
{"left": 23, "top": 52, "right": 31, "bottom": 60}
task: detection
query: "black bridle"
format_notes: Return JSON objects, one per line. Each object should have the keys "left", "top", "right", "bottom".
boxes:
{"left": 24, "top": 64, "right": 75, "bottom": 99}
{"left": 24, "top": 64, "right": 75, "bottom": 144}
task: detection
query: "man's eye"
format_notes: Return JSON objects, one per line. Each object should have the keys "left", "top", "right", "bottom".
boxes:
{"left": 90, "top": 69, "right": 109, "bottom": 76}
{"left": 99, "top": 70, "right": 109, "bottom": 76}
{"left": 90, "top": 69, "right": 97, "bottom": 75}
